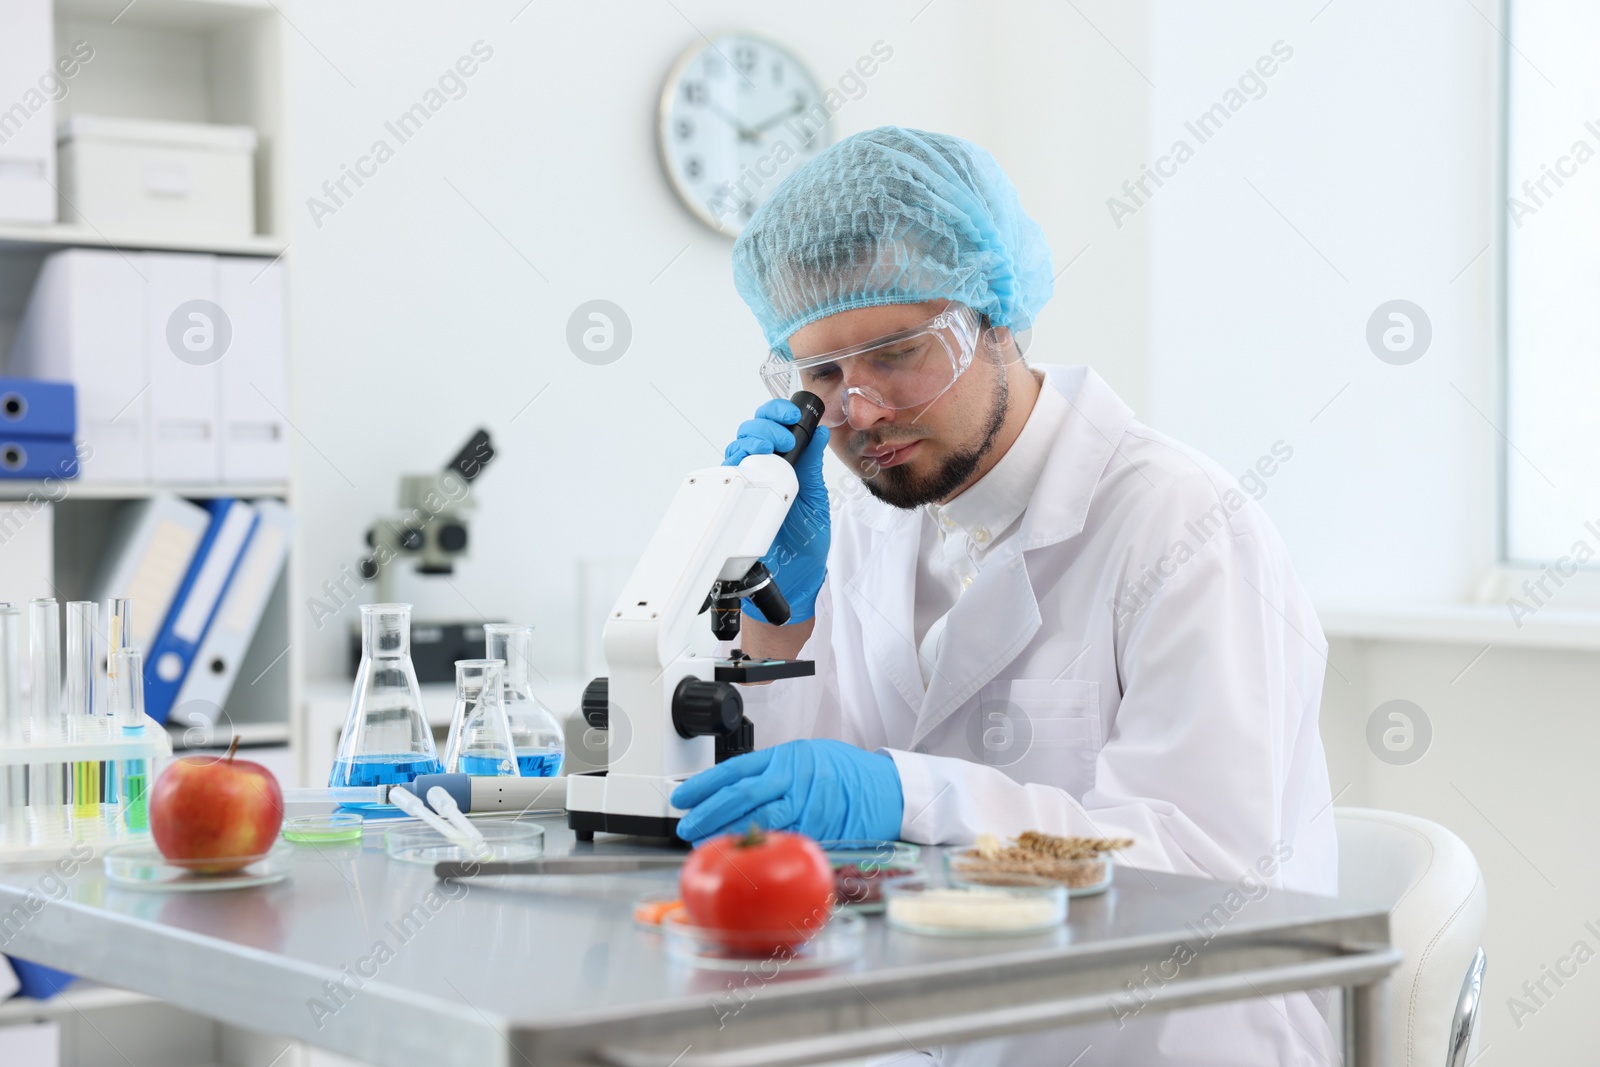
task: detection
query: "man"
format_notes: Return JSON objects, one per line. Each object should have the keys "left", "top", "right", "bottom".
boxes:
{"left": 671, "top": 127, "right": 1338, "bottom": 1065}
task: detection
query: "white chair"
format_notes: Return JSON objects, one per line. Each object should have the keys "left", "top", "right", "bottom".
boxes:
{"left": 1335, "top": 807, "right": 1487, "bottom": 1067}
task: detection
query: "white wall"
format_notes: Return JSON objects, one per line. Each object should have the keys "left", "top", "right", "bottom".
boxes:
{"left": 1143, "top": 0, "right": 1600, "bottom": 1061}
{"left": 281, "top": 0, "right": 1151, "bottom": 684}
{"left": 1146, "top": 0, "right": 1501, "bottom": 607}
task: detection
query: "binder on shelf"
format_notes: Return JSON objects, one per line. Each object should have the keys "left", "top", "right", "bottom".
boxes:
{"left": 0, "top": 436, "right": 78, "bottom": 479}
{"left": 87, "top": 493, "right": 211, "bottom": 656}
{"left": 7, "top": 957, "right": 75, "bottom": 1000}
{"left": 145, "top": 253, "right": 221, "bottom": 483}
{"left": 8, "top": 250, "right": 149, "bottom": 482}
{"left": 217, "top": 257, "right": 289, "bottom": 482}
{"left": 172, "top": 499, "right": 291, "bottom": 728}
{"left": 0, "top": 955, "right": 17, "bottom": 1001}
{"left": 143, "top": 498, "right": 258, "bottom": 724}
{"left": 0, "top": 377, "right": 75, "bottom": 438}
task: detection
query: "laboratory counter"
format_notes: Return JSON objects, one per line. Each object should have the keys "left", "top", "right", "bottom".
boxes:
{"left": 0, "top": 815, "right": 1399, "bottom": 1067}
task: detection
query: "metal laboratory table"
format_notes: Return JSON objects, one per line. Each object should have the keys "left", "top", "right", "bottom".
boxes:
{"left": 0, "top": 815, "right": 1399, "bottom": 1067}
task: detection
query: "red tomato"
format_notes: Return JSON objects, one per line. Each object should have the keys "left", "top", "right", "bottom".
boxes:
{"left": 678, "top": 828, "right": 835, "bottom": 954}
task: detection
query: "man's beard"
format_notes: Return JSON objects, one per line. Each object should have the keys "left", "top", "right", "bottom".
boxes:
{"left": 859, "top": 371, "right": 1010, "bottom": 510}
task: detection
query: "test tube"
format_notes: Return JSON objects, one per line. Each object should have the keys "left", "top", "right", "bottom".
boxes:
{"left": 0, "top": 605, "right": 22, "bottom": 832}
{"left": 66, "top": 602, "right": 99, "bottom": 818}
{"left": 29, "top": 598, "right": 62, "bottom": 817}
{"left": 106, "top": 599, "right": 132, "bottom": 808}
{"left": 110, "top": 648, "right": 148, "bottom": 831}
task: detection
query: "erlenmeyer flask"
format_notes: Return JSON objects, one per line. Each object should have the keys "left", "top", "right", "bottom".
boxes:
{"left": 330, "top": 604, "right": 441, "bottom": 801}
{"left": 484, "top": 623, "right": 564, "bottom": 777}
{"left": 443, "top": 659, "right": 518, "bottom": 777}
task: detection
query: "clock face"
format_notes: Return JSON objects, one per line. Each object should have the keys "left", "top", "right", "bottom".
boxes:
{"left": 658, "top": 34, "right": 831, "bottom": 237}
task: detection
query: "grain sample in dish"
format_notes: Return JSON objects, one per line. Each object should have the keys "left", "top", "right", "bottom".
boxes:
{"left": 950, "top": 830, "right": 1133, "bottom": 891}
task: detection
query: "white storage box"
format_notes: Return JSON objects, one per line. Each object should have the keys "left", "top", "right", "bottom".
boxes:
{"left": 0, "top": 0, "right": 57, "bottom": 224}
{"left": 57, "top": 115, "right": 256, "bottom": 239}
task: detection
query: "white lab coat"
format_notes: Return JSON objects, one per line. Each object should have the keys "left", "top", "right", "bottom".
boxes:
{"left": 739, "top": 365, "right": 1340, "bottom": 1066}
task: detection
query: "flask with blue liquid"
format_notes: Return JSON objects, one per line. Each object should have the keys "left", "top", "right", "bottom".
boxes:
{"left": 484, "top": 623, "right": 564, "bottom": 777}
{"left": 329, "top": 604, "right": 441, "bottom": 807}
{"left": 442, "top": 658, "right": 518, "bottom": 777}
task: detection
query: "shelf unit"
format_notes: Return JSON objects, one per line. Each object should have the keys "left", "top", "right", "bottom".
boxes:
{"left": 167, "top": 718, "right": 288, "bottom": 748}
{"left": 0, "top": 481, "right": 288, "bottom": 500}
{"left": 0, "top": 0, "right": 298, "bottom": 739}
{"left": 0, "top": 224, "right": 285, "bottom": 257}
{"left": 0, "top": 2, "right": 314, "bottom": 1063}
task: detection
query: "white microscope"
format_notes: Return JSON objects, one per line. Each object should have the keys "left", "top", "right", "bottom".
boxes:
{"left": 566, "top": 392, "right": 824, "bottom": 841}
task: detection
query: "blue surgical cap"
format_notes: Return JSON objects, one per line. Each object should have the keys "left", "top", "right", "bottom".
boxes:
{"left": 732, "top": 126, "right": 1054, "bottom": 354}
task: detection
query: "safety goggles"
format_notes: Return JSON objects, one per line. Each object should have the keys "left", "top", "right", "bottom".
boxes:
{"left": 760, "top": 304, "right": 982, "bottom": 429}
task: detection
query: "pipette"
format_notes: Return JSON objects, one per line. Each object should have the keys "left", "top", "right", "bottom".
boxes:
{"left": 427, "top": 786, "right": 490, "bottom": 856}
{"left": 390, "top": 784, "right": 476, "bottom": 850}
{"left": 282, "top": 775, "right": 566, "bottom": 812}
{"left": 400, "top": 772, "right": 566, "bottom": 814}
{"left": 282, "top": 785, "right": 395, "bottom": 806}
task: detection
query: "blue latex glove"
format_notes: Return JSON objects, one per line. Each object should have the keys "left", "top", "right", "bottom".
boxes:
{"left": 723, "top": 399, "right": 830, "bottom": 623}
{"left": 671, "top": 739, "right": 903, "bottom": 843}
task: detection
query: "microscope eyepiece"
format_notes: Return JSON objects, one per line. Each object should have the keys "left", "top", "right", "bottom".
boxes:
{"left": 778, "top": 391, "right": 824, "bottom": 467}
{"left": 447, "top": 428, "right": 495, "bottom": 483}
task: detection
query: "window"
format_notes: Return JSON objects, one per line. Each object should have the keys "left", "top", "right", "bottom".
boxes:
{"left": 1503, "top": 0, "right": 1600, "bottom": 563}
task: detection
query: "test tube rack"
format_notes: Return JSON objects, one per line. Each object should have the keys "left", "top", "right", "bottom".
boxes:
{"left": 0, "top": 715, "right": 172, "bottom": 862}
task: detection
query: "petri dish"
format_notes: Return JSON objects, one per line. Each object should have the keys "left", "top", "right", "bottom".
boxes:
{"left": 883, "top": 874, "right": 1066, "bottom": 937}
{"left": 384, "top": 820, "right": 544, "bottom": 866}
{"left": 817, "top": 840, "right": 921, "bottom": 867}
{"left": 283, "top": 813, "right": 364, "bottom": 845}
{"left": 945, "top": 849, "right": 1116, "bottom": 898}
{"left": 818, "top": 840, "right": 923, "bottom": 914}
{"left": 662, "top": 909, "right": 863, "bottom": 971}
{"left": 105, "top": 841, "right": 294, "bottom": 891}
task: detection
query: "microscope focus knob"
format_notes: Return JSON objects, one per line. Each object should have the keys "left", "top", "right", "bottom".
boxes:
{"left": 672, "top": 678, "right": 744, "bottom": 739}
{"left": 582, "top": 677, "right": 609, "bottom": 729}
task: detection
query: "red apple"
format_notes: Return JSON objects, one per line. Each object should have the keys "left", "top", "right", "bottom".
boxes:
{"left": 150, "top": 738, "right": 284, "bottom": 874}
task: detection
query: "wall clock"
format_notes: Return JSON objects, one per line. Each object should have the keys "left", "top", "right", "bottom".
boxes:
{"left": 658, "top": 34, "right": 831, "bottom": 237}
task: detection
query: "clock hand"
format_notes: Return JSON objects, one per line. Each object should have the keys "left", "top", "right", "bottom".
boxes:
{"left": 705, "top": 102, "right": 758, "bottom": 142}
{"left": 747, "top": 101, "right": 808, "bottom": 137}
